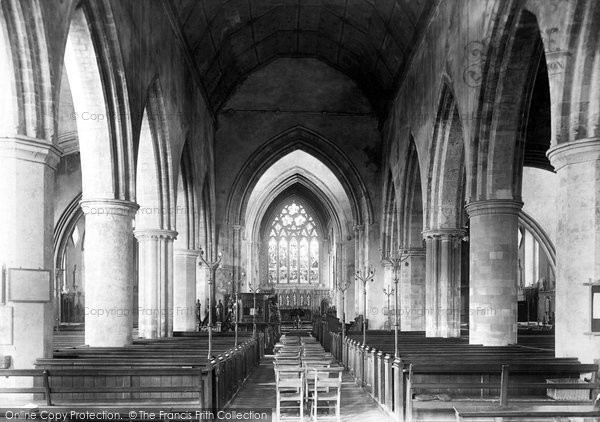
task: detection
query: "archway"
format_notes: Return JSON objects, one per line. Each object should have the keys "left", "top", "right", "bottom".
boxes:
{"left": 424, "top": 84, "right": 467, "bottom": 338}
{"left": 397, "top": 137, "right": 426, "bottom": 332}
{"left": 134, "top": 79, "right": 176, "bottom": 339}
{"left": 229, "top": 134, "right": 363, "bottom": 328}
{"left": 173, "top": 141, "right": 201, "bottom": 332}
{"left": 465, "top": 8, "right": 554, "bottom": 346}
{"left": 63, "top": 3, "right": 137, "bottom": 347}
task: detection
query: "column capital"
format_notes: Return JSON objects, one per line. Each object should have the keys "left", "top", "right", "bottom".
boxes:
{"left": 547, "top": 137, "right": 600, "bottom": 171}
{"left": 465, "top": 199, "right": 523, "bottom": 218}
{"left": 407, "top": 247, "right": 426, "bottom": 257}
{"left": 134, "top": 228, "right": 178, "bottom": 240}
{"left": 353, "top": 224, "right": 365, "bottom": 233}
{"left": 0, "top": 135, "right": 61, "bottom": 169}
{"left": 422, "top": 228, "right": 466, "bottom": 240}
{"left": 80, "top": 198, "right": 139, "bottom": 217}
{"left": 174, "top": 248, "right": 200, "bottom": 258}
{"left": 231, "top": 224, "right": 243, "bottom": 232}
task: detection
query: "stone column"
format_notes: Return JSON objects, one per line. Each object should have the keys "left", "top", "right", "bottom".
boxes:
{"left": 81, "top": 199, "right": 138, "bottom": 347}
{"left": 0, "top": 136, "right": 60, "bottom": 367}
{"left": 465, "top": 200, "right": 522, "bottom": 346}
{"left": 424, "top": 234, "right": 439, "bottom": 337}
{"left": 173, "top": 249, "right": 198, "bottom": 332}
{"left": 134, "top": 229, "right": 177, "bottom": 339}
{"left": 548, "top": 139, "right": 600, "bottom": 363}
{"left": 423, "top": 230, "right": 463, "bottom": 337}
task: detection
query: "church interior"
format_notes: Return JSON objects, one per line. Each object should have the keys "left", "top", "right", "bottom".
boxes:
{"left": 1, "top": 0, "right": 600, "bottom": 420}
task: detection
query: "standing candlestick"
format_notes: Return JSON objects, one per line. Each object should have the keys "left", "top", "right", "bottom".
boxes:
{"left": 337, "top": 279, "right": 350, "bottom": 366}
{"left": 198, "top": 248, "right": 223, "bottom": 360}
{"left": 225, "top": 271, "right": 246, "bottom": 347}
{"left": 248, "top": 280, "right": 261, "bottom": 338}
{"left": 355, "top": 267, "right": 375, "bottom": 346}
{"left": 380, "top": 247, "right": 411, "bottom": 358}
{"left": 383, "top": 287, "right": 394, "bottom": 332}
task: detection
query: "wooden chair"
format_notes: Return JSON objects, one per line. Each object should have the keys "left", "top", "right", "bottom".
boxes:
{"left": 309, "top": 367, "right": 343, "bottom": 422}
{"left": 303, "top": 362, "right": 332, "bottom": 400}
{"left": 281, "top": 337, "right": 301, "bottom": 346}
{"left": 277, "top": 352, "right": 301, "bottom": 361}
{"left": 274, "top": 360, "right": 301, "bottom": 369}
{"left": 275, "top": 367, "right": 305, "bottom": 421}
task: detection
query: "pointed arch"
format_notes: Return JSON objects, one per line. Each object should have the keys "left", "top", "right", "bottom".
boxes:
{"left": 225, "top": 126, "right": 373, "bottom": 227}
{"left": 399, "top": 136, "right": 424, "bottom": 248}
{"left": 427, "top": 82, "right": 466, "bottom": 230}
{"left": 199, "top": 176, "right": 214, "bottom": 253}
{"left": 0, "top": 0, "right": 52, "bottom": 138}
{"left": 381, "top": 170, "right": 399, "bottom": 254}
{"left": 53, "top": 193, "right": 84, "bottom": 273}
{"left": 135, "top": 77, "right": 174, "bottom": 231}
{"left": 63, "top": 1, "right": 134, "bottom": 201}
{"left": 545, "top": 0, "right": 600, "bottom": 145}
{"left": 469, "top": 5, "right": 544, "bottom": 202}
{"left": 174, "top": 141, "right": 197, "bottom": 250}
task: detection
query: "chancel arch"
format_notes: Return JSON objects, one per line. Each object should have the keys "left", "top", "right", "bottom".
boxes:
{"left": 233, "top": 139, "right": 361, "bottom": 324}
{"left": 225, "top": 126, "right": 372, "bottom": 229}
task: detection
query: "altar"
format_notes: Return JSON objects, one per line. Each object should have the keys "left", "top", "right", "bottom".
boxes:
{"left": 273, "top": 286, "right": 330, "bottom": 322}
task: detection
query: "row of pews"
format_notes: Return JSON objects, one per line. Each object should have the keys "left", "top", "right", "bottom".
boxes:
{"left": 273, "top": 334, "right": 343, "bottom": 421}
{"left": 0, "top": 332, "right": 264, "bottom": 417}
{"left": 317, "top": 326, "right": 600, "bottom": 422}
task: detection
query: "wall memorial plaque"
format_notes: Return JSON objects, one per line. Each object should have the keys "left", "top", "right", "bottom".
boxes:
{"left": 8, "top": 268, "right": 51, "bottom": 302}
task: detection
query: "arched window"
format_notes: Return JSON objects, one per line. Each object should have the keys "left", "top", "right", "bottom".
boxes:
{"left": 268, "top": 202, "right": 319, "bottom": 284}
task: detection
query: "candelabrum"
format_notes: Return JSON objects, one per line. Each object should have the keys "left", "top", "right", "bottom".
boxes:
{"left": 225, "top": 271, "right": 246, "bottom": 347}
{"left": 382, "top": 287, "right": 395, "bottom": 332}
{"left": 380, "top": 247, "right": 411, "bottom": 358}
{"left": 198, "top": 247, "right": 223, "bottom": 360}
{"left": 337, "top": 279, "right": 350, "bottom": 366}
{"left": 248, "top": 280, "right": 261, "bottom": 338}
{"left": 355, "top": 267, "right": 375, "bottom": 345}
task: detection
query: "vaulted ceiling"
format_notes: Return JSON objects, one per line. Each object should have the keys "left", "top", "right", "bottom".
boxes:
{"left": 169, "top": 0, "right": 434, "bottom": 115}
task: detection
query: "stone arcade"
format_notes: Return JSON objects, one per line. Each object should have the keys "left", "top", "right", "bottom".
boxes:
{"left": 0, "top": 0, "right": 600, "bottom": 420}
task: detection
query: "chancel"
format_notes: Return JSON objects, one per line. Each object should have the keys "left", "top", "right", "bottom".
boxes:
{"left": 1, "top": 0, "right": 600, "bottom": 421}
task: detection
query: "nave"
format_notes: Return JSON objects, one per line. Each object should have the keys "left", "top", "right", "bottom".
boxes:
{"left": 2, "top": 0, "right": 600, "bottom": 420}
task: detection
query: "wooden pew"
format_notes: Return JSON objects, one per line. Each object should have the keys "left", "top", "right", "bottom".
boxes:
{"left": 454, "top": 408, "right": 600, "bottom": 421}
{"left": 327, "top": 331, "right": 599, "bottom": 422}
{"left": 0, "top": 367, "right": 209, "bottom": 406}
{"left": 405, "top": 363, "right": 600, "bottom": 421}
{"left": 1, "top": 334, "right": 265, "bottom": 411}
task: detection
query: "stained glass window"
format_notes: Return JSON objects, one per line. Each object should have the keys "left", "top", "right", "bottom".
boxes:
{"left": 268, "top": 202, "right": 319, "bottom": 284}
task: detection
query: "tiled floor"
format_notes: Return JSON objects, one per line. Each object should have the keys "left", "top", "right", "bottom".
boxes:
{"left": 227, "top": 357, "right": 391, "bottom": 421}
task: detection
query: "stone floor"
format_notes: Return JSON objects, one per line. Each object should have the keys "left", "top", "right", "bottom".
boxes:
{"left": 227, "top": 356, "right": 391, "bottom": 421}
